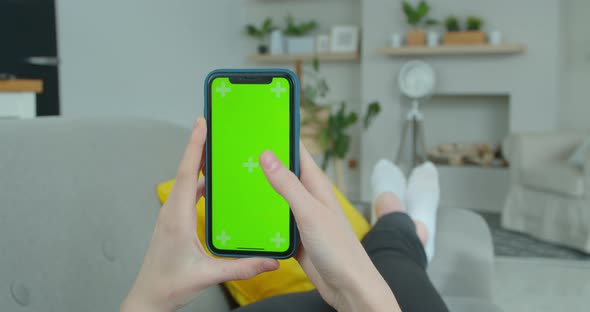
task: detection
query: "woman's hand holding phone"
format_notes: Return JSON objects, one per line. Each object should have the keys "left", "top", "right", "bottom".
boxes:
{"left": 122, "top": 117, "right": 398, "bottom": 312}
{"left": 121, "top": 118, "right": 279, "bottom": 312}
{"left": 260, "top": 145, "right": 400, "bottom": 312}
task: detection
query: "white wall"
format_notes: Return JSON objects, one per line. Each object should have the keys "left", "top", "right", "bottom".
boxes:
{"left": 57, "top": 0, "right": 247, "bottom": 128}
{"left": 242, "top": 0, "right": 364, "bottom": 197}
{"left": 359, "top": 0, "right": 562, "bottom": 201}
{"left": 56, "top": 0, "right": 366, "bottom": 197}
{"left": 560, "top": 0, "right": 590, "bottom": 130}
{"left": 56, "top": 0, "right": 579, "bottom": 203}
{"left": 57, "top": 0, "right": 363, "bottom": 130}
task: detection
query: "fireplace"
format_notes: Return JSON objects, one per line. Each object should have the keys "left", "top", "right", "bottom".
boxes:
{"left": 420, "top": 94, "right": 510, "bottom": 168}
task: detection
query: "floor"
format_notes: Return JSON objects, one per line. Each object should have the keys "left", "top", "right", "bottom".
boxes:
{"left": 494, "top": 257, "right": 590, "bottom": 312}
{"left": 352, "top": 202, "right": 590, "bottom": 311}
{"left": 478, "top": 212, "right": 590, "bottom": 260}
{"left": 479, "top": 213, "right": 590, "bottom": 311}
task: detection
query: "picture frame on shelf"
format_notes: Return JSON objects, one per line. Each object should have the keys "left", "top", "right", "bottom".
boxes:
{"left": 330, "top": 25, "right": 359, "bottom": 53}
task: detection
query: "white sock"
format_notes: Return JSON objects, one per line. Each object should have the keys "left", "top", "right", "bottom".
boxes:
{"left": 406, "top": 161, "right": 440, "bottom": 263}
{"left": 370, "top": 159, "right": 406, "bottom": 225}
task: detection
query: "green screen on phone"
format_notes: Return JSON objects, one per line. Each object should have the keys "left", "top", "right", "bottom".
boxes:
{"left": 209, "top": 76, "right": 292, "bottom": 254}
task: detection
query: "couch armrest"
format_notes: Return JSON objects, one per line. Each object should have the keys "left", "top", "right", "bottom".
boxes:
{"left": 504, "top": 132, "right": 587, "bottom": 182}
{"left": 443, "top": 297, "right": 503, "bottom": 312}
{"left": 428, "top": 208, "right": 494, "bottom": 300}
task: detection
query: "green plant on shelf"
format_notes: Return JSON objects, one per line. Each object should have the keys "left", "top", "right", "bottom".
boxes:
{"left": 402, "top": 0, "right": 438, "bottom": 28}
{"left": 319, "top": 101, "right": 381, "bottom": 170}
{"left": 445, "top": 16, "right": 461, "bottom": 32}
{"left": 245, "top": 18, "right": 274, "bottom": 41}
{"left": 284, "top": 15, "right": 318, "bottom": 36}
{"left": 302, "top": 59, "right": 381, "bottom": 170}
{"left": 245, "top": 18, "right": 274, "bottom": 53}
{"left": 466, "top": 16, "right": 483, "bottom": 31}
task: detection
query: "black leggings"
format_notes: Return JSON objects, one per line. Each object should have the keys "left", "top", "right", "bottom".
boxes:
{"left": 234, "top": 212, "right": 449, "bottom": 312}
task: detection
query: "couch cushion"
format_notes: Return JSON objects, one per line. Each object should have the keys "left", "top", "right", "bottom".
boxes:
{"left": 0, "top": 117, "right": 233, "bottom": 312}
{"left": 428, "top": 208, "right": 494, "bottom": 300}
{"left": 0, "top": 117, "right": 498, "bottom": 311}
{"left": 443, "top": 296, "right": 503, "bottom": 312}
{"left": 521, "top": 164, "right": 585, "bottom": 197}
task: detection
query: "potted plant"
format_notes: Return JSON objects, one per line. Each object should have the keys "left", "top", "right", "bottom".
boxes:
{"left": 300, "top": 59, "right": 381, "bottom": 192}
{"left": 467, "top": 16, "right": 484, "bottom": 32}
{"left": 402, "top": 0, "right": 437, "bottom": 46}
{"left": 443, "top": 15, "right": 486, "bottom": 45}
{"left": 320, "top": 101, "right": 381, "bottom": 170}
{"left": 319, "top": 101, "right": 381, "bottom": 192}
{"left": 445, "top": 16, "right": 460, "bottom": 32}
{"left": 245, "top": 18, "right": 274, "bottom": 54}
{"left": 284, "top": 15, "right": 318, "bottom": 54}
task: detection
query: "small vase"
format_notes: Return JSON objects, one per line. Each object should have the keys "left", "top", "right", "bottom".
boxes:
{"left": 270, "top": 29, "right": 285, "bottom": 55}
{"left": 426, "top": 31, "right": 439, "bottom": 47}
{"left": 391, "top": 33, "right": 403, "bottom": 48}
{"left": 488, "top": 30, "right": 502, "bottom": 45}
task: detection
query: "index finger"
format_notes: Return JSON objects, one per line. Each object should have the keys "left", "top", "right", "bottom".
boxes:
{"left": 299, "top": 142, "right": 340, "bottom": 209}
{"left": 259, "top": 150, "right": 320, "bottom": 221}
{"left": 173, "top": 117, "right": 207, "bottom": 200}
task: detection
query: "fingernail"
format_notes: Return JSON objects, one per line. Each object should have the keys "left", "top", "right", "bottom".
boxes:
{"left": 260, "top": 151, "right": 280, "bottom": 172}
{"left": 194, "top": 117, "right": 206, "bottom": 130}
{"left": 263, "top": 260, "right": 279, "bottom": 271}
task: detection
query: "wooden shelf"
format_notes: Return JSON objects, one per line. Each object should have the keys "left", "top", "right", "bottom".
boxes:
{"left": 0, "top": 79, "right": 43, "bottom": 93}
{"left": 378, "top": 44, "right": 526, "bottom": 57}
{"left": 248, "top": 52, "right": 360, "bottom": 63}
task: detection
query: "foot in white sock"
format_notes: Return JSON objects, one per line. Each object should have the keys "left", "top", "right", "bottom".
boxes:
{"left": 406, "top": 161, "right": 440, "bottom": 263}
{"left": 370, "top": 159, "right": 406, "bottom": 225}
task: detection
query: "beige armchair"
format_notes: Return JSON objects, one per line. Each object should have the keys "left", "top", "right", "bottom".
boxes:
{"left": 502, "top": 131, "right": 590, "bottom": 253}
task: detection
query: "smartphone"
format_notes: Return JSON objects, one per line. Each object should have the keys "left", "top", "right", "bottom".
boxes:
{"left": 204, "top": 69, "right": 300, "bottom": 259}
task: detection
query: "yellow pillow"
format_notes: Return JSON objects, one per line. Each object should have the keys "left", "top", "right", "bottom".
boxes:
{"left": 156, "top": 179, "right": 370, "bottom": 306}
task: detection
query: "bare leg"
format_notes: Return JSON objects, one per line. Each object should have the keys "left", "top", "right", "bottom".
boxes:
{"left": 413, "top": 220, "right": 429, "bottom": 248}
{"left": 374, "top": 192, "right": 428, "bottom": 247}
{"left": 362, "top": 199, "right": 449, "bottom": 312}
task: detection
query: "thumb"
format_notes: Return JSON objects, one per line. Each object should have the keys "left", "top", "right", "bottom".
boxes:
{"left": 259, "top": 151, "right": 320, "bottom": 219}
{"left": 209, "top": 258, "right": 279, "bottom": 283}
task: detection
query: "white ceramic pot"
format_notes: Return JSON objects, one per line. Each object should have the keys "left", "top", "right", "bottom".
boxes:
{"left": 427, "top": 31, "right": 440, "bottom": 47}
{"left": 286, "top": 36, "right": 315, "bottom": 55}
{"left": 489, "top": 30, "right": 502, "bottom": 45}
{"left": 391, "top": 33, "right": 403, "bottom": 48}
{"left": 270, "top": 29, "right": 285, "bottom": 55}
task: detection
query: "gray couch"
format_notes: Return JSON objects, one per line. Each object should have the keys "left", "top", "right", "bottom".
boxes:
{"left": 0, "top": 118, "right": 501, "bottom": 311}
